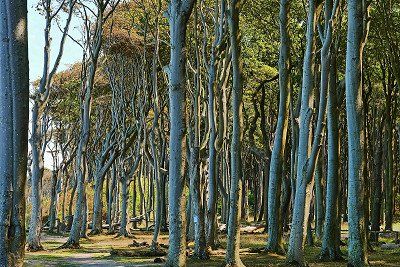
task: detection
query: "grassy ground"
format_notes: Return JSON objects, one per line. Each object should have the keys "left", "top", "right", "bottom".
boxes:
{"left": 24, "top": 229, "right": 400, "bottom": 267}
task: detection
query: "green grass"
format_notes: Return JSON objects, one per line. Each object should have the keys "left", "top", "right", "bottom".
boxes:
{"left": 24, "top": 230, "right": 400, "bottom": 267}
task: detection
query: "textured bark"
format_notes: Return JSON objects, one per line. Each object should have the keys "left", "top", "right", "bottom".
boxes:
{"left": 370, "top": 123, "right": 383, "bottom": 234}
{"left": 345, "top": 0, "right": 369, "bottom": 265}
{"left": 119, "top": 178, "right": 129, "bottom": 237}
{"left": 48, "top": 169, "right": 59, "bottom": 233}
{"left": 320, "top": 51, "right": 343, "bottom": 261}
{"left": 266, "top": 0, "right": 290, "bottom": 254}
{"left": 0, "top": 1, "right": 29, "bottom": 265}
{"left": 286, "top": 1, "right": 322, "bottom": 265}
{"left": 189, "top": 147, "right": 208, "bottom": 259}
{"left": 165, "top": 0, "right": 195, "bottom": 265}
{"left": 225, "top": 0, "right": 244, "bottom": 265}
{"left": 384, "top": 87, "right": 394, "bottom": 231}
{"left": 314, "top": 157, "right": 324, "bottom": 239}
{"left": 206, "top": 0, "right": 226, "bottom": 249}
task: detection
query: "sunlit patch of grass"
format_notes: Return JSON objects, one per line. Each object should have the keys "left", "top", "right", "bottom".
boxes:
{"left": 24, "top": 229, "right": 400, "bottom": 267}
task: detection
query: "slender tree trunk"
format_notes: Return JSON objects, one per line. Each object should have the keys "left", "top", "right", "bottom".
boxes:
{"left": 165, "top": 1, "right": 195, "bottom": 265}
{"left": 266, "top": 0, "right": 290, "bottom": 254}
{"left": 49, "top": 170, "right": 59, "bottom": 233}
{"left": 371, "top": 125, "right": 383, "bottom": 234}
{"left": 118, "top": 178, "right": 129, "bottom": 237}
{"left": 345, "top": 0, "right": 369, "bottom": 265}
{"left": 108, "top": 165, "right": 117, "bottom": 233}
{"left": 80, "top": 193, "right": 87, "bottom": 238}
{"left": 384, "top": 96, "right": 394, "bottom": 231}
{"left": 287, "top": 1, "right": 321, "bottom": 265}
{"left": 91, "top": 172, "right": 105, "bottom": 234}
{"left": 67, "top": 177, "right": 77, "bottom": 230}
{"left": 320, "top": 51, "right": 342, "bottom": 260}
{"left": 225, "top": 0, "right": 244, "bottom": 265}
{"left": 28, "top": 102, "right": 45, "bottom": 251}
{"left": 189, "top": 147, "right": 208, "bottom": 259}
{"left": 314, "top": 157, "right": 324, "bottom": 239}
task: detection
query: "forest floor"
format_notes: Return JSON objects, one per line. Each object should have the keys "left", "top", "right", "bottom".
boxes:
{"left": 24, "top": 223, "right": 400, "bottom": 267}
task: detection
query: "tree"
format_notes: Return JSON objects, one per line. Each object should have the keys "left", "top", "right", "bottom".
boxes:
{"left": 61, "top": 0, "right": 119, "bottom": 248}
{"left": 28, "top": 0, "right": 76, "bottom": 251}
{"left": 266, "top": 0, "right": 291, "bottom": 254}
{"left": 345, "top": 0, "right": 370, "bottom": 266}
{"left": 165, "top": 0, "right": 196, "bottom": 265}
{"left": 0, "top": 0, "right": 29, "bottom": 265}
{"left": 225, "top": 0, "right": 245, "bottom": 265}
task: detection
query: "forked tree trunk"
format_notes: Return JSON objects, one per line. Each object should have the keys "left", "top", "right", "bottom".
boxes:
{"left": 286, "top": 1, "right": 321, "bottom": 265}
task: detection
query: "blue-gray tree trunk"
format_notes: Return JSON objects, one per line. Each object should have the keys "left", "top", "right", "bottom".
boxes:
{"left": 345, "top": 0, "right": 369, "bottom": 266}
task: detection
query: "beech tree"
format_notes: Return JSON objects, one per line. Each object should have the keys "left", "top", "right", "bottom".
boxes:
{"left": 345, "top": 0, "right": 370, "bottom": 265}
{"left": 0, "top": 0, "right": 29, "bottom": 265}
{"left": 165, "top": 0, "right": 196, "bottom": 265}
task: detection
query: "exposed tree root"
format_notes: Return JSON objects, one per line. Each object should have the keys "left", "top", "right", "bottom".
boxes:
{"left": 58, "top": 241, "right": 81, "bottom": 249}
{"left": 129, "top": 239, "right": 149, "bottom": 247}
{"left": 319, "top": 250, "right": 345, "bottom": 262}
{"left": 191, "top": 250, "right": 210, "bottom": 260}
{"left": 88, "top": 229, "right": 102, "bottom": 236}
{"left": 26, "top": 243, "right": 44, "bottom": 252}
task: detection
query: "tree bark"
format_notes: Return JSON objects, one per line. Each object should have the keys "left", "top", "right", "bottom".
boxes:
{"left": 225, "top": 0, "right": 244, "bottom": 265}
{"left": 266, "top": 0, "right": 290, "bottom": 254}
{"left": 0, "top": 1, "right": 29, "bottom": 265}
{"left": 165, "top": 0, "right": 195, "bottom": 265}
{"left": 345, "top": 0, "right": 369, "bottom": 265}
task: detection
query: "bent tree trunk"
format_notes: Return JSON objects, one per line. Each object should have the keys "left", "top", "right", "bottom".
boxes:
{"left": 266, "top": 0, "right": 290, "bottom": 254}
{"left": 345, "top": 0, "right": 369, "bottom": 266}
{"left": 165, "top": 0, "right": 195, "bottom": 266}
{"left": 225, "top": 0, "right": 245, "bottom": 265}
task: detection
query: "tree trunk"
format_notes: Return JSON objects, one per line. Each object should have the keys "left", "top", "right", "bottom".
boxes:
{"left": 0, "top": 1, "right": 29, "bottom": 265}
{"left": 320, "top": 50, "right": 342, "bottom": 261}
{"left": 91, "top": 173, "right": 105, "bottom": 235}
{"left": 345, "top": 0, "right": 369, "bottom": 265}
{"left": 371, "top": 125, "right": 383, "bottom": 234}
{"left": 225, "top": 0, "right": 244, "bottom": 265}
{"left": 266, "top": 0, "right": 290, "bottom": 254}
{"left": 165, "top": 0, "right": 195, "bottom": 265}
{"left": 287, "top": 1, "right": 321, "bottom": 265}
{"left": 314, "top": 157, "right": 324, "bottom": 239}
{"left": 49, "top": 170, "right": 59, "bottom": 233}
{"left": 118, "top": 178, "right": 129, "bottom": 237}
{"left": 27, "top": 101, "right": 44, "bottom": 251}
{"left": 189, "top": 147, "right": 208, "bottom": 259}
